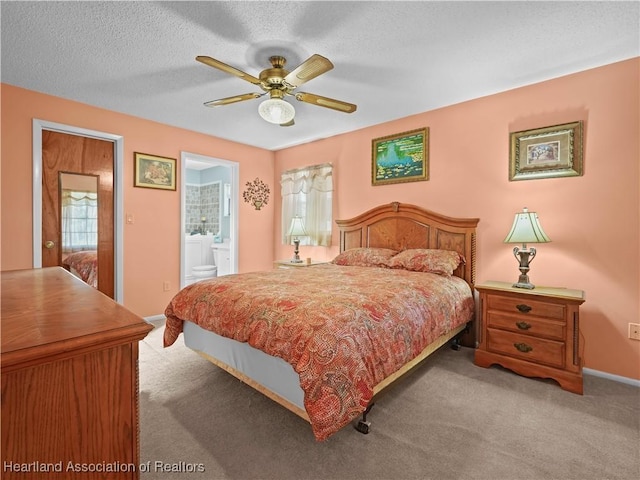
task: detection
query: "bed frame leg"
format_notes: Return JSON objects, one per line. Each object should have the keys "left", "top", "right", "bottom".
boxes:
{"left": 451, "top": 322, "right": 471, "bottom": 351}
{"left": 354, "top": 402, "right": 375, "bottom": 434}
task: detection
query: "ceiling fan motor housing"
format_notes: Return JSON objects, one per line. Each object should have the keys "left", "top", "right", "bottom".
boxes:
{"left": 259, "top": 56, "right": 290, "bottom": 92}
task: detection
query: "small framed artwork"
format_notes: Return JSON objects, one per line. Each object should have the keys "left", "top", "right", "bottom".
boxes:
{"left": 134, "top": 152, "right": 177, "bottom": 190}
{"left": 372, "top": 127, "right": 429, "bottom": 186}
{"left": 509, "top": 121, "right": 583, "bottom": 181}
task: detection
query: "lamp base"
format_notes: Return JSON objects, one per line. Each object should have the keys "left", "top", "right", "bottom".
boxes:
{"left": 291, "top": 238, "right": 302, "bottom": 263}
{"left": 512, "top": 247, "right": 536, "bottom": 289}
{"left": 513, "top": 272, "right": 535, "bottom": 289}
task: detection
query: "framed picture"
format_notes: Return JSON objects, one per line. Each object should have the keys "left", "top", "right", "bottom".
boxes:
{"left": 509, "top": 121, "right": 583, "bottom": 181}
{"left": 372, "top": 127, "right": 429, "bottom": 186}
{"left": 134, "top": 152, "right": 177, "bottom": 190}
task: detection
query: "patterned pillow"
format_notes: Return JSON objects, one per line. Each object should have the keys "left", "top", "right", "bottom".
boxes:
{"left": 387, "top": 249, "right": 464, "bottom": 276}
{"left": 332, "top": 248, "right": 398, "bottom": 267}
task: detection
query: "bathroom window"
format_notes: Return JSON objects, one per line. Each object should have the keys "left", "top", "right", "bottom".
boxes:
{"left": 223, "top": 183, "right": 231, "bottom": 217}
{"left": 280, "top": 163, "right": 333, "bottom": 246}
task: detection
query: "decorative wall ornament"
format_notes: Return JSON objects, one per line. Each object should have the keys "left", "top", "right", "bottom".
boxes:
{"left": 243, "top": 177, "right": 270, "bottom": 210}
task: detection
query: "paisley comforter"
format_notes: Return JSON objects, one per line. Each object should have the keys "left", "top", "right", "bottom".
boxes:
{"left": 163, "top": 264, "right": 474, "bottom": 440}
{"left": 62, "top": 250, "right": 98, "bottom": 288}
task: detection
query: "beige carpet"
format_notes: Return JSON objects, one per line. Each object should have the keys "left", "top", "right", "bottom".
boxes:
{"left": 139, "top": 321, "right": 639, "bottom": 480}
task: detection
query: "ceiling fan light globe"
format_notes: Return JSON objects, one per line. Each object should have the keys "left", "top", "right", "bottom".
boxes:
{"left": 258, "top": 99, "right": 295, "bottom": 124}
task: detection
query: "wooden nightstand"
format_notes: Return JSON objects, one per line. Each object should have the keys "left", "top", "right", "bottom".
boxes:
{"left": 274, "top": 259, "right": 328, "bottom": 269}
{"left": 474, "top": 280, "right": 586, "bottom": 394}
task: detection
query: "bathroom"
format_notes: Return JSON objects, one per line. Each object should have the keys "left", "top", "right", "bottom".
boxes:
{"left": 184, "top": 159, "right": 233, "bottom": 285}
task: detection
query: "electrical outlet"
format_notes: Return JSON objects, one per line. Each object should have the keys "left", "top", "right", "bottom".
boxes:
{"left": 629, "top": 323, "right": 640, "bottom": 341}
{"left": 163, "top": 281, "right": 170, "bottom": 292}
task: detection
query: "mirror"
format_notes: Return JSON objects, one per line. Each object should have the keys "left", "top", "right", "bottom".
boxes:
{"left": 59, "top": 172, "right": 99, "bottom": 288}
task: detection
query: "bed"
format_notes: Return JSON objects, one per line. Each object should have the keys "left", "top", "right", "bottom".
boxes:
{"left": 61, "top": 250, "right": 98, "bottom": 288}
{"left": 164, "top": 202, "right": 479, "bottom": 440}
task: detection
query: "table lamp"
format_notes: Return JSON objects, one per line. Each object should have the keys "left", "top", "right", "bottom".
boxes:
{"left": 504, "top": 207, "right": 551, "bottom": 289}
{"left": 287, "top": 216, "right": 307, "bottom": 263}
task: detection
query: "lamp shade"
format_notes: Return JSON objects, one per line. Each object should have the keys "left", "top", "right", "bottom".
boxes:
{"left": 287, "top": 216, "right": 307, "bottom": 239}
{"left": 504, "top": 207, "right": 551, "bottom": 244}
{"left": 258, "top": 98, "right": 295, "bottom": 124}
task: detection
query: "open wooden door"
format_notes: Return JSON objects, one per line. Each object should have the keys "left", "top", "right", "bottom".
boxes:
{"left": 41, "top": 130, "right": 115, "bottom": 298}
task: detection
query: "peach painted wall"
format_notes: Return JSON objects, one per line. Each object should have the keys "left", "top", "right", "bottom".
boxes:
{"left": 2, "top": 58, "right": 638, "bottom": 380}
{"left": 273, "top": 58, "right": 640, "bottom": 380}
{"left": 1, "top": 84, "right": 275, "bottom": 317}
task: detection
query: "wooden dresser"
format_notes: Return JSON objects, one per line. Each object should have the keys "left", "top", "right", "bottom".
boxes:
{"left": 1, "top": 267, "right": 153, "bottom": 479}
{"left": 474, "top": 280, "right": 585, "bottom": 394}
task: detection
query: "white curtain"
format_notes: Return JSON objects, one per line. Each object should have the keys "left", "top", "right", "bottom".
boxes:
{"left": 61, "top": 190, "right": 98, "bottom": 253}
{"left": 280, "top": 164, "right": 333, "bottom": 246}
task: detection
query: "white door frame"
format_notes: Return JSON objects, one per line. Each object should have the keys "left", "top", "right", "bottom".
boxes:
{"left": 180, "top": 151, "right": 239, "bottom": 288}
{"left": 32, "top": 119, "right": 124, "bottom": 302}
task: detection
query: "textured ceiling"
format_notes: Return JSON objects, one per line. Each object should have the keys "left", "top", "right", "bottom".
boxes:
{"left": 2, "top": 1, "right": 638, "bottom": 151}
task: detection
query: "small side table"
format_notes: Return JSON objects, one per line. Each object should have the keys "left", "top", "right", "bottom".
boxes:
{"left": 474, "top": 280, "right": 586, "bottom": 394}
{"left": 274, "top": 259, "right": 328, "bottom": 269}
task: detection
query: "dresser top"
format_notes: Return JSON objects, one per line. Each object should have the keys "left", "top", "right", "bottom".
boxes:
{"left": 1, "top": 267, "right": 152, "bottom": 367}
{"left": 476, "top": 280, "right": 585, "bottom": 302}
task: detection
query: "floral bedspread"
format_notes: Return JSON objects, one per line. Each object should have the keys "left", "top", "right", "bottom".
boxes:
{"left": 62, "top": 250, "right": 98, "bottom": 288}
{"left": 163, "top": 264, "right": 474, "bottom": 440}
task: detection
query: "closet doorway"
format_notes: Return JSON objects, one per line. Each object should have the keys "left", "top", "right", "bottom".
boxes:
{"left": 180, "top": 152, "right": 238, "bottom": 289}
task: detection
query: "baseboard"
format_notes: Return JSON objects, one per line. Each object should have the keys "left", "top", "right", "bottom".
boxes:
{"left": 583, "top": 368, "right": 640, "bottom": 387}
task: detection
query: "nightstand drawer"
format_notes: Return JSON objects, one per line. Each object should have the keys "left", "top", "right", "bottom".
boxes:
{"left": 487, "top": 328, "right": 565, "bottom": 368}
{"left": 486, "top": 294, "right": 565, "bottom": 320}
{"left": 487, "top": 311, "right": 566, "bottom": 341}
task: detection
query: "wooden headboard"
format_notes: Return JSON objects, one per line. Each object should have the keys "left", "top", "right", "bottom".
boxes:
{"left": 336, "top": 202, "right": 479, "bottom": 287}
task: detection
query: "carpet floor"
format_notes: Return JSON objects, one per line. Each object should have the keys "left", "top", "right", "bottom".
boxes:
{"left": 139, "top": 321, "right": 639, "bottom": 480}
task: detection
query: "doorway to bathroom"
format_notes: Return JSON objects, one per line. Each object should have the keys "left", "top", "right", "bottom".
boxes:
{"left": 180, "top": 151, "right": 239, "bottom": 289}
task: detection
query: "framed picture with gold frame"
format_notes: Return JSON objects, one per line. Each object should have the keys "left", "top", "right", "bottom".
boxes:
{"left": 372, "top": 127, "right": 429, "bottom": 186}
{"left": 509, "top": 121, "right": 583, "bottom": 181}
{"left": 134, "top": 152, "right": 177, "bottom": 190}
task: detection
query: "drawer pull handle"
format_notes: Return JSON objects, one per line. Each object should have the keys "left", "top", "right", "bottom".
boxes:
{"left": 516, "top": 304, "right": 532, "bottom": 313}
{"left": 514, "top": 342, "right": 533, "bottom": 353}
{"left": 516, "top": 321, "right": 532, "bottom": 330}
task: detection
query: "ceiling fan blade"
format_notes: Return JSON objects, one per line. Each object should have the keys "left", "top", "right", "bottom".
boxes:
{"left": 283, "top": 54, "right": 334, "bottom": 88}
{"left": 295, "top": 92, "right": 357, "bottom": 113}
{"left": 204, "top": 93, "right": 262, "bottom": 107}
{"left": 196, "top": 56, "right": 262, "bottom": 85}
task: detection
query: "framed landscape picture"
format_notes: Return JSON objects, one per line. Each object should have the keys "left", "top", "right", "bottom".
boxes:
{"left": 134, "top": 152, "right": 177, "bottom": 190}
{"left": 509, "top": 121, "right": 583, "bottom": 181}
{"left": 372, "top": 128, "right": 429, "bottom": 186}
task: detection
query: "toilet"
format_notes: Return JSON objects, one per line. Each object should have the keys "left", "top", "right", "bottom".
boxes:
{"left": 191, "top": 265, "right": 217, "bottom": 281}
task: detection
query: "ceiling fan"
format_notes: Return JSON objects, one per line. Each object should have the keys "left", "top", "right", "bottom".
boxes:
{"left": 196, "top": 54, "right": 357, "bottom": 126}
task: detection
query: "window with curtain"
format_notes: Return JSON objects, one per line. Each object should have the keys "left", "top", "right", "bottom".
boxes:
{"left": 61, "top": 190, "right": 98, "bottom": 253}
{"left": 280, "top": 163, "right": 333, "bottom": 246}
